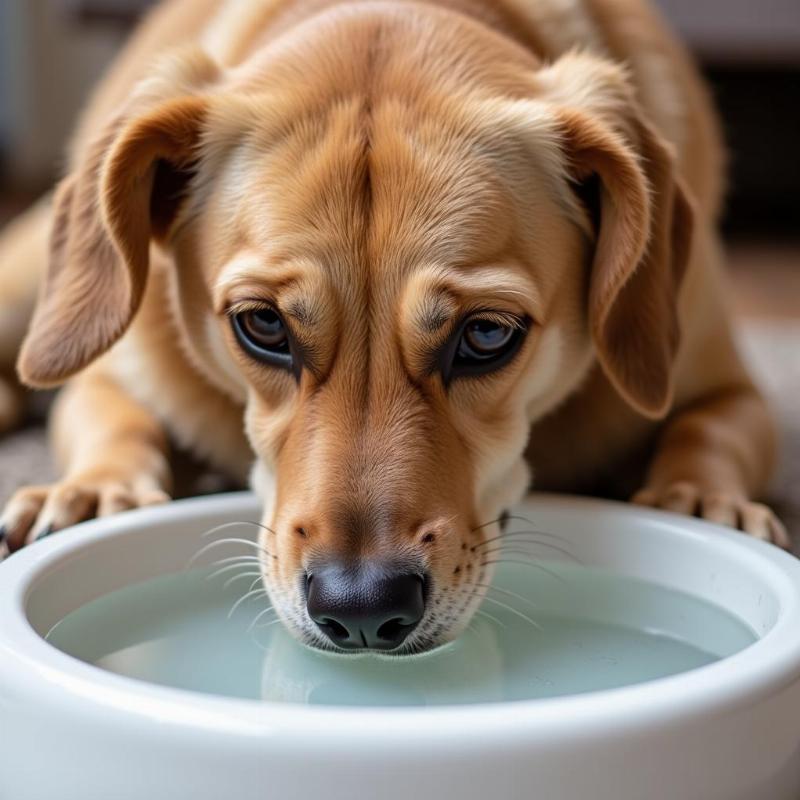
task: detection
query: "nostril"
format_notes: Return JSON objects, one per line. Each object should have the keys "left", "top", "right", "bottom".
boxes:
{"left": 320, "top": 617, "right": 350, "bottom": 641}
{"left": 376, "top": 617, "right": 412, "bottom": 643}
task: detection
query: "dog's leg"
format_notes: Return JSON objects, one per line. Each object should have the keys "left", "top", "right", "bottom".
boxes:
{"left": 632, "top": 384, "right": 789, "bottom": 547}
{"left": 0, "top": 368, "right": 171, "bottom": 552}
{"left": 0, "top": 196, "right": 51, "bottom": 432}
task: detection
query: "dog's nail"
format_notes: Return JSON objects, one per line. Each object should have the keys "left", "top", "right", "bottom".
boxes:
{"left": 34, "top": 524, "right": 55, "bottom": 542}
{"left": 0, "top": 524, "right": 6, "bottom": 544}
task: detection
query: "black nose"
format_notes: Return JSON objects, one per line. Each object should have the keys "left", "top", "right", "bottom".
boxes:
{"left": 306, "top": 564, "right": 425, "bottom": 651}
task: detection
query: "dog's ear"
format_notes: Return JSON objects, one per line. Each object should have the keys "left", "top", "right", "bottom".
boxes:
{"left": 540, "top": 54, "right": 694, "bottom": 418}
{"left": 17, "top": 97, "right": 208, "bottom": 387}
{"left": 18, "top": 54, "right": 217, "bottom": 387}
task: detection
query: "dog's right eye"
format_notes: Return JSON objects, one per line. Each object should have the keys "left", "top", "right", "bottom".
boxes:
{"left": 232, "top": 308, "right": 293, "bottom": 371}
{"left": 437, "top": 314, "right": 528, "bottom": 385}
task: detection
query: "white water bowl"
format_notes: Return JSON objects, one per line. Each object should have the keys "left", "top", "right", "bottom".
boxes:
{"left": 1, "top": 492, "right": 800, "bottom": 800}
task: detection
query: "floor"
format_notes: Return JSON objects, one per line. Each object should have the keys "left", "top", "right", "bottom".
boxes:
{"left": 726, "top": 239, "right": 800, "bottom": 547}
{"left": 728, "top": 241, "right": 800, "bottom": 321}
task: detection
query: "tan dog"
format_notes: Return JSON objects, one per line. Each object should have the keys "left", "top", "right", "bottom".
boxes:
{"left": 0, "top": 0, "right": 787, "bottom": 653}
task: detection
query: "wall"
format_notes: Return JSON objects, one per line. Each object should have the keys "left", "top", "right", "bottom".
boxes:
{"left": 0, "top": 0, "right": 124, "bottom": 184}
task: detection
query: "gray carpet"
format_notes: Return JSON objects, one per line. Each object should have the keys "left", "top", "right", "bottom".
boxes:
{"left": 738, "top": 321, "right": 800, "bottom": 546}
{"left": 1, "top": 320, "right": 798, "bottom": 548}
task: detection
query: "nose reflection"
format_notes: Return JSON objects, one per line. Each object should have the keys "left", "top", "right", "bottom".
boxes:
{"left": 305, "top": 563, "right": 426, "bottom": 651}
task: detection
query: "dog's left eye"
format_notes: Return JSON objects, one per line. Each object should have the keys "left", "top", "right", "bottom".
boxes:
{"left": 459, "top": 319, "right": 516, "bottom": 358}
{"left": 232, "top": 308, "right": 293, "bottom": 370}
{"left": 447, "top": 316, "right": 527, "bottom": 380}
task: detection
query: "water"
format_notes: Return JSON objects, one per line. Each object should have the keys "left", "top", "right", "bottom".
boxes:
{"left": 46, "top": 564, "right": 756, "bottom": 707}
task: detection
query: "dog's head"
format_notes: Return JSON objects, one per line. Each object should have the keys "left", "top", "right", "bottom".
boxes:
{"left": 19, "top": 9, "right": 692, "bottom": 653}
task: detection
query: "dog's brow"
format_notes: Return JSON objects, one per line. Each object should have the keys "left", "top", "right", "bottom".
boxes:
{"left": 416, "top": 297, "right": 452, "bottom": 334}
{"left": 285, "top": 299, "right": 315, "bottom": 327}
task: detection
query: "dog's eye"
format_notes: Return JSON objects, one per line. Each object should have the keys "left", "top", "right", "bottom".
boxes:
{"left": 446, "top": 316, "right": 526, "bottom": 381}
{"left": 232, "top": 308, "right": 293, "bottom": 370}
{"left": 460, "top": 320, "right": 516, "bottom": 358}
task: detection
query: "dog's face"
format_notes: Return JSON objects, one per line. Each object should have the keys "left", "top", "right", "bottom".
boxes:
{"left": 194, "top": 85, "right": 594, "bottom": 652}
{"left": 19, "top": 13, "right": 690, "bottom": 653}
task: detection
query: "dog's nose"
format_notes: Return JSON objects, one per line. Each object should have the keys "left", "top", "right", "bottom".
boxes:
{"left": 306, "top": 564, "right": 425, "bottom": 651}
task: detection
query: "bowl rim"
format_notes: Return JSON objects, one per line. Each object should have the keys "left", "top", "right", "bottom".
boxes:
{"left": 1, "top": 491, "right": 799, "bottom": 743}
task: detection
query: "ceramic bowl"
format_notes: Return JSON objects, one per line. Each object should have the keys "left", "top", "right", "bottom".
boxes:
{"left": 1, "top": 492, "right": 799, "bottom": 800}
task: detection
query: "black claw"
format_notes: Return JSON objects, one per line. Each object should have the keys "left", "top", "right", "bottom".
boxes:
{"left": 0, "top": 525, "right": 6, "bottom": 545}
{"left": 34, "top": 525, "right": 55, "bottom": 542}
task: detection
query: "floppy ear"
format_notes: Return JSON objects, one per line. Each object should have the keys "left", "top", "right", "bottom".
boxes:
{"left": 541, "top": 54, "right": 694, "bottom": 418}
{"left": 17, "top": 94, "right": 210, "bottom": 388}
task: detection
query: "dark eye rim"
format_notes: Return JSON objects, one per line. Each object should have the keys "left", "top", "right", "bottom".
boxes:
{"left": 438, "top": 313, "right": 530, "bottom": 385}
{"left": 231, "top": 308, "right": 300, "bottom": 378}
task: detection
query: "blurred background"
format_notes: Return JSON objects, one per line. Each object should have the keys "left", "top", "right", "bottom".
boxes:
{"left": 0, "top": 0, "right": 798, "bottom": 534}
{"left": 1, "top": 0, "right": 798, "bottom": 301}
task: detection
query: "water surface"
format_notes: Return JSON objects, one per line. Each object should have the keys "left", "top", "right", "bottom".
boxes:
{"left": 47, "top": 563, "right": 755, "bottom": 706}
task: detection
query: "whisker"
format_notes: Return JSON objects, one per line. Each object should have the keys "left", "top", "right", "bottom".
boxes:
{"left": 471, "top": 514, "right": 551, "bottom": 531}
{"left": 248, "top": 606, "right": 280, "bottom": 631}
{"left": 478, "top": 594, "right": 543, "bottom": 631}
{"left": 479, "top": 542, "right": 581, "bottom": 564}
{"left": 249, "top": 620, "right": 284, "bottom": 651}
{"left": 474, "top": 608, "right": 508, "bottom": 630}
{"left": 473, "top": 531, "right": 575, "bottom": 558}
{"left": 503, "top": 514, "right": 568, "bottom": 537}
{"left": 248, "top": 633, "right": 270, "bottom": 653}
{"left": 199, "top": 537, "right": 272, "bottom": 554}
{"left": 222, "top": 571, "right": 263, "bottom": 589}
{"left": 454, "top": 587, "right": 541, "bottom": 631}
{"left": 479, "top": 558, "right": 565, "bottom": 583}
{"left": 471, "top": 517, "right": 506, "bottom": 533}
{"left": 472, "top": 515, "right": 570, "bottom": 541}
{"left": 209, "top": 554, "right": 264, "bottom": 567}
{"left": 188, "top": 536, "right": 272, "bottom": 568}
{"left": 471, "top": 581, "right": 539, "bottom": 610}
{"left": 254, "top": 618, "right": 283, "bottom": 630}
{"left": 206, "top": 560, "right": 265, "bottom": 582}
{"left": 228, "top": 588, "right": 269, "bottom": 619}
{"left": 206, "top": 537, "right": 272, "bottom": 551}
{"left": 200, "top": 520, "right": 276, "bottom": 539}
{"left": 480, "top": 547, "right": 558, "bottom": 560}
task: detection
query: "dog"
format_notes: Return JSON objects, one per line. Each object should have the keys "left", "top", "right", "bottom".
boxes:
{"left": 0, "top": 0, "right": 788, "bottom": 654}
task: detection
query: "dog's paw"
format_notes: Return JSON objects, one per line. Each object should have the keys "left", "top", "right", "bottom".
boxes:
{"left": 632, "top": 481, "right": 790, "bottom": 548}
{"left": 0, "top": 477, "right": 170, "bottom": 555}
